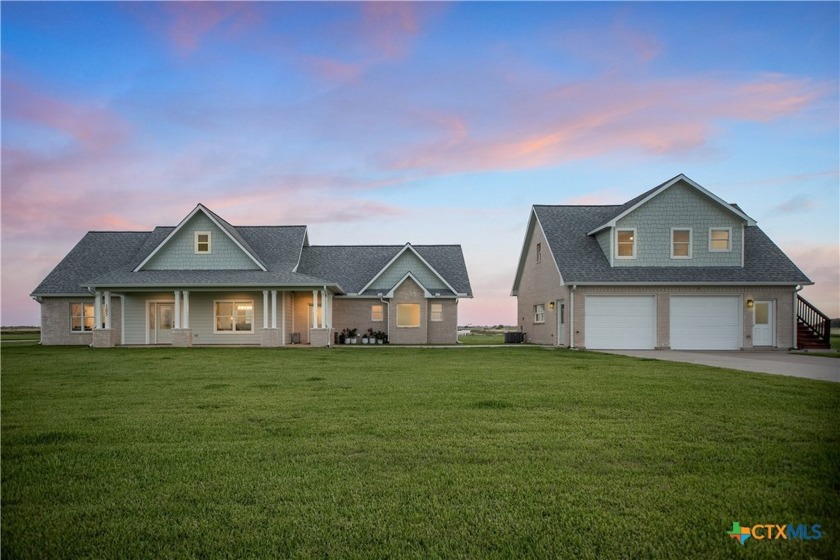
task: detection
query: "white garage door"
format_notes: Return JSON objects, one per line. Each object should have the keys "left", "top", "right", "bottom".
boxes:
{"left": 670, "top": 296, "right": 741, "bottom": 350}
{"left": 585, "top": 296, "right": 656, "bottom": 349}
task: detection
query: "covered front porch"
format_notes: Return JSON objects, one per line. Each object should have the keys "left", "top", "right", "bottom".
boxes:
{"left": 88, "top": 287, "right": 336, "bottom": 348}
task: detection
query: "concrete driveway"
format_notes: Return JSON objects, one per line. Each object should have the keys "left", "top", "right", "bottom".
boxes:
{"left": 599, "top": 350, "right": 839, "bottom": 383}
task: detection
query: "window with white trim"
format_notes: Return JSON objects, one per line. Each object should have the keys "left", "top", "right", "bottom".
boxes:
{"left": 671, "top": 228, "right": 692, "bottom": 259}
{"left": 70, "top": 303, "right": 95, "bottom": 332}
{"left": 397, "top": 304, "right": 420, "bottom": 328}
{"left": 615, "top": 229, "right": 636, "bottom": 259}
{"left": 371, "top": 304, "right": 384, "bottom": 322}
{"left": 709, "top": 228, "right": 732, "bottom": 252}
{"left": 214, "top": 300, "right": 254, "bottom": 333}
{"left": 195, "top": 231, "right": 211, "bottom": 254}
{"left": 430, "top": 303, "right": 443, "bottom": 322}
{"left": 534, "top": 304, "right": 545, "bottom": 324}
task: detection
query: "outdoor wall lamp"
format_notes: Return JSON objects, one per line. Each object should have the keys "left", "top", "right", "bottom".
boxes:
{"left": 746, "top": 299, "right": 754, "bottom": 309}
{"left": 549, "top": 301, "right": 555, "bottom": 310}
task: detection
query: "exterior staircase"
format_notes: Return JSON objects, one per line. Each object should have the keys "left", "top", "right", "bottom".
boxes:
{"left": 796, "top": 296, "right": 831, "bottom": 350}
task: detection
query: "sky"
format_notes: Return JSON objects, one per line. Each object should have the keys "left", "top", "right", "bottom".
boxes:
{"left": 2, "top": 1, "right": 838, "bottom": 326}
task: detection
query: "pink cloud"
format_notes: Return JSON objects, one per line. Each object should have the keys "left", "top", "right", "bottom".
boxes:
{"left": 380, "top": 73, "right": 826, "bottom": 175}
{"left": 784, "top": 244, "right": 840, "bottom": 318}
{"left": 3, "top": 80, "right": 129, "bottom": 151}
{"left": 161, "top": 2, "right": 261, "bottom": 55}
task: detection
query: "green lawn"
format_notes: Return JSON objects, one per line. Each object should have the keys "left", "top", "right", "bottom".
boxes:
{"left": 2, "top": 346, "right": 838, "bottom": 559}
{"left": 457, "top": 333, "right": 505, "bottom": 345}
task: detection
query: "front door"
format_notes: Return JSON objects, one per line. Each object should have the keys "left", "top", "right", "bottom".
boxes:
{"left": 556, "top": 299, "right": 566, "bottom": 346}
{"left": 752, "top": 301, "right": 774, "bottom": 347}
{"left": 148, "top": 302, "right": 174, "bottom": 344}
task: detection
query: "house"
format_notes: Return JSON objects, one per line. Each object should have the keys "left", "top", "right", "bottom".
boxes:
{"left": 511, "top": 174, "right": 830, "bottom": 350}
{"left": 31, "top": 204, "right": 472, "bottom": 347}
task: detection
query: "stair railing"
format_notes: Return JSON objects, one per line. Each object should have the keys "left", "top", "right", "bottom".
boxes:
{"left": 797, "top": 295, "right": 831, "bottom": 348}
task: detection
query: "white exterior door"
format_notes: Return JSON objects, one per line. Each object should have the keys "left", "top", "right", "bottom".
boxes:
{"left": 670, "top": 296, "right": 741, "bottom": 350}
{"left": 585, "top": 296, "right": 656, "bottom": 349}
{"left": 752, "top": 301, "right": 774, "bottom": 347}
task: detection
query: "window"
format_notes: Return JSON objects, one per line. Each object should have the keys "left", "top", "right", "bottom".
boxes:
{"left": 70, "top": 303, "right": 95, "bottom": 332}
{"left": 536, "top": 242, "right": 542, "bottom": 263}
{"left": 214, "top": 300, "right": 254, "bottom": 333}
{"left": 671, "top": 228, "right": 692, "bottom": 258}
{"left": 371, "top": 304, "right": 384, "bottom": 322}
{"left": 397, "top": 304, "right": 420, "bottom": 327}
{"left": 616, "top": 229, "right": 636, "bottom": 259}
{"left": 430, "top": 303, "right": 443, "bottom": 322}
{"left": 534, "top": 304, "right": 545, "bottom": 323}
{"left": 195, "top": 231, "right": 211, "bottom": 254}
{"left": 709, "top": 228, "right": 731, "bottom": 252}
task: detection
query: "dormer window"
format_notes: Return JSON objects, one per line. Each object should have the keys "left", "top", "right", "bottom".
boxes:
{"left": 195, "top": 231, "right": 211, "bottom": 254}
{"left": 709, "top": 228, "right": 731, "bottom": 252}
{"left": 616, "top": 228, "right": 636, "bottom": 259}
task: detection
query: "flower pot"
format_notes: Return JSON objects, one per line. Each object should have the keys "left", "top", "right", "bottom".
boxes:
{"left": 362, "top": 337, "right": 369, "bottom": 344}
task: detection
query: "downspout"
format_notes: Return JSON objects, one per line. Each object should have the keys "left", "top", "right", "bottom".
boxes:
{"left": 380, "top": 297, "right": 390, "bottom": 342}
{"left": 569, "top": 285, "right": 576, "bottom": 349}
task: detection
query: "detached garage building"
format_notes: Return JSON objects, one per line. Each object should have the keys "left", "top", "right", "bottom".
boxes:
{"left": 511, "top": 174, "right": 825, "bottom": 351}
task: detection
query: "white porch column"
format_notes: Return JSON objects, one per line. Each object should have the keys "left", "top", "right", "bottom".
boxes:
{"left": 271, "top": 290, "right": 277, "bottom": 329}
{"left": 322, "top": 289, "right": 330, "bottom": 328}
{"left": 263, "top": 290, "right": 269, "bottom": 330}
{"left": 103, "top": 291, "right": 111, "bottom": 329}
{"left": 280, "top": 292, "right": 286, "bottom": 345}
{"left": 312, "top": 290, "right": 319, "bottom": 328}
{"left": 174, "top": 290, "right": 181, "bottom": 329}
{"left": 94, "top": 290, "right": 103, "bottom": 329}
{"left": 182, "top": 291, "right": 190, "bottom": 328}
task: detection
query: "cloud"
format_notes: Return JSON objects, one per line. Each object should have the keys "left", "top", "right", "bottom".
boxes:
{"left": 2, "top": 80, "right": 129, "bottom": 151}
{"left": 378, "top": 73, "right": 827, "bottom": 175}
{"left": 772, "top": 194, "right": 818, "bottom": 214}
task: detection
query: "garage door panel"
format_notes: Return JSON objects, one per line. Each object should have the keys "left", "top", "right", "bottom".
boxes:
{"left": 585, "top": 296, "right": 656, "bottom": 350}
{"left": 671, "top": 296, "right": 741, "bottom": 350}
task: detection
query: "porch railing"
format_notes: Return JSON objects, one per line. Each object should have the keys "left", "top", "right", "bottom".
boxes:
{"left": 797, "top": 295, "right": 830, "bottom": 348}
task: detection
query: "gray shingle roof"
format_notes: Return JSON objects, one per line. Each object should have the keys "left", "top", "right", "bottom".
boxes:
{"left": 32, "top": 221, "right": 472, "bottom": 298}
{"left": 297, "top": 245, "right": 472, "bottom": 296}
{"left": 533, "top": 205, "right": 811, "bottom": 284}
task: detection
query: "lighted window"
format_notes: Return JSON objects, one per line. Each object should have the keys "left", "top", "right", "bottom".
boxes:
{"left": 671, "top": 228, "right": 692, "bottom": 258}
{"left": 616, "top": 229, "right": 636, "bottom": 258}
{"left": 397, "top": 304, "right": 420, "bottom": 328}
{"left": 70, "top": 303, "right": 95, "bottom": 332}
{"left": 371, "top": 304, "right": 384, "bottom": 322}
{"left": 534, "top": 304, "right": 545, "bottom": 323}
{"left": 195, "top": 231, "right": 211, "bottom": 254}
{"left": 536, "top": 242, "right": 542, "bottom": 263}
{"left": 214, "top": 300, "right": 253, "bottom": 333}
{"left": 430, "top": 303, "right": 443, "bottom": 322}
{"left": 710, "top": 228, "right": 731, "bottom": 252}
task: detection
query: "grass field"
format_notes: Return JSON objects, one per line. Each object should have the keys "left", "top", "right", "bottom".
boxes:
{"left": 2, "top": 345, "right": 838, "bottom": 559}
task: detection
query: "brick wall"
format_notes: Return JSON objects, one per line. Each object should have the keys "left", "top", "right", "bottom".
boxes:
{"left": 427, "top": 299, "right": 458, "bottom": 344}
{"left": 389, "top": 277, "right": 429, "bottom": 345}
{"left": 40, "top": 296, "right": 123, "bottom": 346}
{"left": 332, "top": 298, "right": 385, "bottom": 340}
{"left": 514, "top": 219, "right": 567, "bottom": 345}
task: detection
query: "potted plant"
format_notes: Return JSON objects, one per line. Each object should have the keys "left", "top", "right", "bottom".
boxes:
{"left": 375, "top": 331, "right": 386, "bottom": 344}
{"left": 363, "top": 328, "right": 376, "bottom": 345}
{"left": 348, "top": 328, "right": 358, "bottom": 344}
{"left": 342, "top": 328, "right": 354, "bottom": 344}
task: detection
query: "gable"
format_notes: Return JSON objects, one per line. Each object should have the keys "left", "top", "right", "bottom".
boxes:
{"left": 367, "top": 247, "right": 451, "bottom": 293}
{"left": 614, "top": 180, "right": 744, "bottom": 267}
{"left": 140, "top": 212, "right": 262, "bottom": 271}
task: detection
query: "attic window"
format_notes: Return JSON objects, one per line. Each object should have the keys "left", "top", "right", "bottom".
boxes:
{"left": 671, "top": 228, "right": 692, "bottom": 259}
{"left": 536, "top": 242, "right": 542, "bottom": 263}
{"left": 195, "top": 231, "right": 211, "bottom": 254}
{"left": 616, "top": 229, "right": 636, "bottom": 259}
{"left": 709, "top": 228, "right": 731, "bottom": 252}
